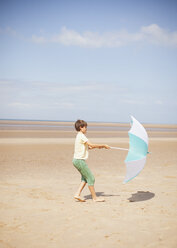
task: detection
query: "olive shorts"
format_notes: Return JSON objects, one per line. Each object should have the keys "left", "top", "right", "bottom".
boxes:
{"left": 72, "top": 159, "right": 95, "bottom": 186}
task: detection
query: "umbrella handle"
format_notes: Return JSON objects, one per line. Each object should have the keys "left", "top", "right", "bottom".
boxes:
{"left": 110, "top": 146, "right": 129, "bottom": 151}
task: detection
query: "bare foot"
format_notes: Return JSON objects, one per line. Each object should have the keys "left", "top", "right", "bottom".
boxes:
{"left": 74, "top": 195, "right": 86, "bottom": 202}
{"left": 93, "top": 197, "right": 105, "bottom": 202}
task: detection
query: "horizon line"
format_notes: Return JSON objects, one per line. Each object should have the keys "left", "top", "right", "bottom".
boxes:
{"left": 0, "top": 118, "right": 177, "bottom": 126}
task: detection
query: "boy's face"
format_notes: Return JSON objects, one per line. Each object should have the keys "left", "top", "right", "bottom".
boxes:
{"left": 80, "top": 126, "right": 87, "bottom": 134}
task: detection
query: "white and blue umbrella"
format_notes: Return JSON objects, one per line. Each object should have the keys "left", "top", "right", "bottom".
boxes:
{"left": 111, "top": 116, "right": 149, "bottom": 183}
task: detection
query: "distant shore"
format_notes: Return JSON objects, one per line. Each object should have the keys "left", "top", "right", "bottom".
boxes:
{"left": 0, "top": 120, "right": 176, "bottom": 139}
{"left": 0, "top": 119, "right": 177, "bottom": 127}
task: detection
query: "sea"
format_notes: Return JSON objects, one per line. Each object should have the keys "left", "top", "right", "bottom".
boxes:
{"left": 0, "top": 119, "right": 177, "bottom": 133}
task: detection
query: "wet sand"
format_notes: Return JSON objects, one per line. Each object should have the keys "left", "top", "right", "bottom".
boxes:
{"left": 0, "top": 121, "right": 177, "bottom": 248}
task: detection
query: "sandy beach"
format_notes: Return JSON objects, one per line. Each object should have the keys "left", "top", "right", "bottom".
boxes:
{"left": 0, "top": 121, "right": 177, "bottom": 248}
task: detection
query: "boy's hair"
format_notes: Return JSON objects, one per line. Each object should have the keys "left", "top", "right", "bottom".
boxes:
{"left": 75, "top": 120, "right": 87, "bottom": 131}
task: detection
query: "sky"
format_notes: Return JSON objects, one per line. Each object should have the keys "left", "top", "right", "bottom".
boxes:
{"left": 0, "top": 0, "right": 177, "bottom": 124}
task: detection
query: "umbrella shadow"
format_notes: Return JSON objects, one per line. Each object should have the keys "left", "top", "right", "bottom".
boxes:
{"left": 128, "top": 191, "right": 155, "bottom": 202}
{"left": 84, "top": 192, "right": 120, "bottom": 200}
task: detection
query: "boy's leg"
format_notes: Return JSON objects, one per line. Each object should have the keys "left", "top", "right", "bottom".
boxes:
{"left": 75, "top": 181, "right": 87, "bottom": 196}
{"left": 79, "top": 162, "right": 105, "bottom": 202}
{"left": 73, "top": 159, "right": 105, "bottom": 202}
{"left": 88, "top": 185, "right": 97, "bottom": 200}
{"left": 88, "top": 185, "right": 105, "bottom": 202}
{"left": 74, "top": 181, "right": 87, "bottom": 202}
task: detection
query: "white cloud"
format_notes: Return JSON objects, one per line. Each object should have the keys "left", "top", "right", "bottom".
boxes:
{"left": 141, "top": 24, "right": 177, "bottom": 47}
{"left": 53, "top": 27, "right": 144, "bottom": 47}
{"left": 0, "top": 79, "right": 176, "bottom": 123}
{"left": 1, "top": 24, "right": 177, "bottom": 48}
{"left": 31, "top": 24, "right": 177, "bottom": 48}
{"left": 8, "top": 102, "right": 31, "bottom": 108}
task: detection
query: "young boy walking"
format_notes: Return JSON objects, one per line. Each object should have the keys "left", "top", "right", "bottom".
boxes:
{"left": 73, "top": 120, "right": 110, "bottom": 202}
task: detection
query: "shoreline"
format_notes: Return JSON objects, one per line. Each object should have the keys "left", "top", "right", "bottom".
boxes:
{"left": 0, "top": 120, "right": 177, "bottom": 139}
{"left": 0, "top": 119, "right": 177, "bottom": 128}
{"left": 0, "top": 119, "right": 177, "bottom": 126}
{"left": 0, "top": 137, "right": 177, "bottom": 145}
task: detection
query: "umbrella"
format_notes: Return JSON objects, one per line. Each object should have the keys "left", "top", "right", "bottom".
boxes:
{"left": 111, "top": 116, "right": 149, "bottom": 183}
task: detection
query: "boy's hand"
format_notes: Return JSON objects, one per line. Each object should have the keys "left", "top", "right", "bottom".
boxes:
{"left": 88, "top": 145, "right": 94, "bottom": 149}
{"left": 104, "top": 144, "right": 110, "bottom": 149}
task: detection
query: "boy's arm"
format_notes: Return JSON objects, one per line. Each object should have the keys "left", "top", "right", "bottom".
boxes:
{"left": 86, "top": 141, "right": 110, "bottom": 149}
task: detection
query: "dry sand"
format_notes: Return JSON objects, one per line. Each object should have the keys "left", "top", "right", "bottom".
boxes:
{"left": 0, "top": 122, "right": 177, "bottom": 248}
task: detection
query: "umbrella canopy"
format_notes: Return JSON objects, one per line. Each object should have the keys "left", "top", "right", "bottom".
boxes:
{"left": 124, "top": 116, "right": 149, "bottom": 183}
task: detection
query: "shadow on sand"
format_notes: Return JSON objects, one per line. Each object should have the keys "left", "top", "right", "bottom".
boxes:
{"left": 128, "top": 191, "right": 155, "bottom": 202}
{"left": 84, "top": 191, "right": 155, "bottom": 202}
{"left": 84, "top": 192, "right": 120, "bottom": 200}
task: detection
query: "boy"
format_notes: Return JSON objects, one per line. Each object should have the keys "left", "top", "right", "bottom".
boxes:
{"left": 73, "top": 119, "right": 110, "bottom": 202}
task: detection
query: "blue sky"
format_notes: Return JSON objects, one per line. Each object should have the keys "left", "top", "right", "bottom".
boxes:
{"left": 0, "top": 0, "right": 177, "bottom": 124}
